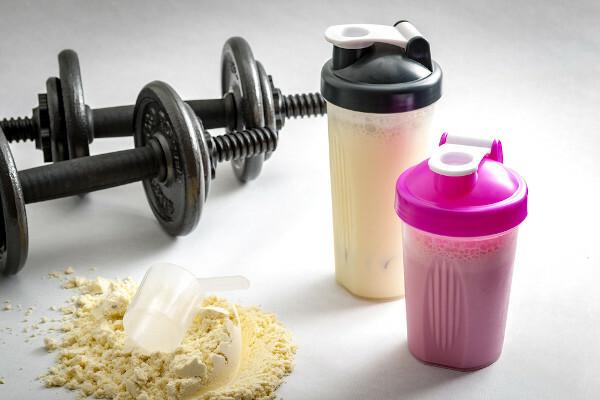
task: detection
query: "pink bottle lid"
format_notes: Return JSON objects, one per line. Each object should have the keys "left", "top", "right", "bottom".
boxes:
{"left": 395, "top": 133, "right": 528, "bottom": 237}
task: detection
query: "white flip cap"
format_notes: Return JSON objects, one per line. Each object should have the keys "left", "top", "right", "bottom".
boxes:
{"left": 324, "top": 21, "right": 423, "bottom": 50}
{"left": 428, "top": 135, "right": 495, "bottom": 177}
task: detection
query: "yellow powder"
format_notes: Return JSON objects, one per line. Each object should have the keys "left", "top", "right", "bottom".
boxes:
{"left": 43, "top": 276, "right": 296, "bottom": 399}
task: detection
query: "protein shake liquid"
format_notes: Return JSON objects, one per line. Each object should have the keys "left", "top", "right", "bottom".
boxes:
{"left": 321, "top": 22, "right": 443, "bottom": 299}
{"left": 395, "top": 134, "right": 528, "bottom": 370}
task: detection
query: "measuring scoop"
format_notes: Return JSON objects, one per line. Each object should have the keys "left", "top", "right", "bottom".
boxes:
{"left": 123, "top": 263, "right": 250, "bottom": 353}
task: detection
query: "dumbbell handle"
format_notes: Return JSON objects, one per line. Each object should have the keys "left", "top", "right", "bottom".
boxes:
{"left": 0, "top": 91, "right": 325, "bottom": 144}
{"left": 90, "top": 91, "right": 326, "bottom": 139}
{"left": 18, "top": 126, "right": 278, "bottom": 204}
{"left": 19, "top": 143, "right": 162, "bottom": 203}
{"left": 93, "top": 96, "right": 234, "bottom": 138}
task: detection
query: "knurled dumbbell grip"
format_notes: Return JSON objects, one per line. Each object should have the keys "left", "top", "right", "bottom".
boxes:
{"left": 93, "top": 98, "right": 231, "bottom": 138}
{"left": 19, "top": 144, "right": 163, "bottom": 204}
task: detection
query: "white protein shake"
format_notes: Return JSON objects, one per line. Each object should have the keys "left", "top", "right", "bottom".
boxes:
{"left": 328, "top": 104, "right": 433, "bottom": 298}
{"left": 321, "top": 21, "right": 443, "bottom": 299}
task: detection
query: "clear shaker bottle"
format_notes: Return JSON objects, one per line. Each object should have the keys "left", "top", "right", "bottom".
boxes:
{"left": 320, "top": 22, "right": 443, "bottom": 299}
{"left": 395, "top": 134, "right": 528, "bottom": 370}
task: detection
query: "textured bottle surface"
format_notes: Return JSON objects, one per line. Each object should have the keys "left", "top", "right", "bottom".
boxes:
{"left": 402, "top": 224, "right": 519, "bottom": 369}
{"left": 327, "top": 103, "right": 433, "bottom": 299}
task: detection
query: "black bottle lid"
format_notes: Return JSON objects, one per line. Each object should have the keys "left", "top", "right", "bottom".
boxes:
{"left": 321, "top": 21, "right": 442, "bottom": 114}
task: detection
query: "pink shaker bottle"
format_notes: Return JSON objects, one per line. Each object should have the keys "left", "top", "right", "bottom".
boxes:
{"left": 394, "top": 133, "right": 528, "bottom": 370}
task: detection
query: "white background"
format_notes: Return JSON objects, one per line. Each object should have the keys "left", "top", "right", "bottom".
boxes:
{"left": 0, "top": 1, "right": 599, "bottom": 399}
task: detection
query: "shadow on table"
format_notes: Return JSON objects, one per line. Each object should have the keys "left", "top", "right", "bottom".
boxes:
{"left": 23, "top": 205, "right": 175, "bottom": 275}
{"left": 206, "top": 164, "right": 287, "bottom": 201}
{"left": 263, "top": 273, "right": 387, "bottom": 318}
{"left": 338, "top": 343, "right": 470, "bottom": 399}
{"left": 206, "top": 171, "right": 245, "bottom": 199}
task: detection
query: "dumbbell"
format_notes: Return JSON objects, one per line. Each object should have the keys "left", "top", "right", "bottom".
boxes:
{"left": 0, "top": 37, "right": 326, "bottom": 182}
{"left": 0, "top": 80, "right": 279, "bottom": 276}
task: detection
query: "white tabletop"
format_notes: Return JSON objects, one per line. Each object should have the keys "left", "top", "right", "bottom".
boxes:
{"left": 0, "top": 1, "right": 599, "bottom": 399}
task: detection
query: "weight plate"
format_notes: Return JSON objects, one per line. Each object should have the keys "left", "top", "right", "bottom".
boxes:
{"left": 256, "top": 61, "right": 275, "bottom": 160}
{"left": 0, "top": 129, "right": 28, "bottom": 275}
{"left": 46, "top": 77, "right": 69, "bottom": 163}
{"left": 183, "top": 103, "right": 211, "bottom": 199}
{"left": 133, "top": 81, "right": 206, "bottom": 236}
{"left": 221, "top": 37, "right": 265, "bottom": 182}
{"left": 58, "top": 50, "right": 90, "bottom": 160}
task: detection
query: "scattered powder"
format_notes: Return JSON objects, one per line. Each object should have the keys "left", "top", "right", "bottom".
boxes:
{"left": 44, "top": 337, "right": 59, "bottom": 352}
{"left": 3, "top": 303, "right": 12, "bottom": 311}
{"left": 62, "top": 277, "right": 88, "bottom": 289}
{"left": 49, "top": 271, "right": 63, "bottom": 279}
{"left": 0, "top": 376, "right": 4, "bottom": 384}
{"left": 43, "top": 276, "right": 296, "bottom": 399}
{"left": 64, "top": 267, "right": 75, "bottom": 275}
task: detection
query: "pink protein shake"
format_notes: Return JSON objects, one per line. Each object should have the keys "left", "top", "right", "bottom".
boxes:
{"left": 395, "top": 134, "right": 528, "bottom": 370}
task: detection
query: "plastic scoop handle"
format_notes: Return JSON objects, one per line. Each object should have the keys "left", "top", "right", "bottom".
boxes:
{"left": 196, "top": 275, "right": 250, "bottom": 292}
